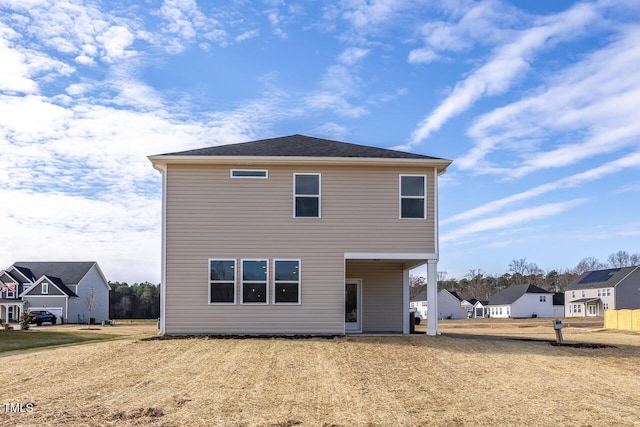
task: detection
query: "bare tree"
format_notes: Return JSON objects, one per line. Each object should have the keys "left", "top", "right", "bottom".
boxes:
{"left": 85, "top": 287, "right": 96, "bottom": 330}
{"left": 574, "top": 257, "right": 606, "bottom": 275}
{"left": 409, "top": 275, "right": 426, "bottom": 299}
{"left": 607, "top": 250, "right": 640, "bottom": 268}
{"left": 437, "top": 271, "right": 448, "bottom": 282}
{"left": 508, "top": 258, "right": 529, "bottom": 283}
{"left": 466, "top": 269, "right": 491, "bottom": 300}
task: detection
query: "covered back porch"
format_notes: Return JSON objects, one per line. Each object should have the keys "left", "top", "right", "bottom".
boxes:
{"left": 344, "top": 253, "right": 439, "bottom": 335}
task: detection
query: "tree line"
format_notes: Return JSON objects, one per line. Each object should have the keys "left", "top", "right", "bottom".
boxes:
{"left": 109, "top": 281, "right": 160, "bottom": 319}
{"left": 411, "top": 250, "right": 639, "bottom": 301}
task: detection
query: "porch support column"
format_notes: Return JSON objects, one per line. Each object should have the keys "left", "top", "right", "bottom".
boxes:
{"left": 403, "top": 268, "right": 410, "bottom": 334}
{"left": 426, "top": 259, "right": 438, "bottom": 336}
{"left": 5, "top": 305, "right": 9, "bottom": 324}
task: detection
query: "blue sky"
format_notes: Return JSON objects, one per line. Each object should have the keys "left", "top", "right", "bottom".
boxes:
{"left": 1, "top": 0, "right": 638, "bottom": 283}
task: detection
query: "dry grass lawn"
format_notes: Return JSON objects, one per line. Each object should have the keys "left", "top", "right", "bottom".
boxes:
{"left": 1, "top": 319, "right": 639, "bottom": 426}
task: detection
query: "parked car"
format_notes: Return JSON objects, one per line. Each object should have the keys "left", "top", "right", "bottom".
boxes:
{"left": 28, "top": 310, "right": 57, "bottom": 326}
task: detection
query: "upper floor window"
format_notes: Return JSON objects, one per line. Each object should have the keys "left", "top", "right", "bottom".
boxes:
{"left": 400, "top": 175, "right": 426, "bottom": 219}
{"left": 294, "top": 174, "right": 321, "bottom": 218}
{"left": 274, "top": 260, "right": 300, "bottom": 304}
{"left": 231, "top": 169, "right": 268, "bottom": 178}
{"left": 242, "top": 260, "right": 268, "bottom": 304}
{"left": 209, "top": 259, "right": 236, "bottom": 304}
{"left": 2, "top": 282, "right": 17, "bottom": 298}
{"left": 581, "top": 290, "right": 586, "bottom": 298}
{"left": 42, "top": 282, "right": 49, "bottom": 294}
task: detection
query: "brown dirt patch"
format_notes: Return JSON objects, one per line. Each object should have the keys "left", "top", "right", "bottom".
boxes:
{"left": 1, "top": 321, "right": 639, "bottom": 426}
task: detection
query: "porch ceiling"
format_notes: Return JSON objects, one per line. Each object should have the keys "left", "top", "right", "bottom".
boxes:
{"left": 345, "top": 253, "right": 436, "bottom": 270}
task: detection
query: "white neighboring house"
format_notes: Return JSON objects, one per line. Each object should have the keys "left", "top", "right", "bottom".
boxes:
{"left": 409, "top": 290, "right": 429, "bottom": 321}
{"left": 0, "top": 262, "right": 110, "bottom": 324}
{"left": 410, "top": 289, "right": 468, "bottom": 320}
{"left": 487, "top": 284, "right": 555, "bottom": 318}
{"left": 564, "top": 266, "right": 640, "bottom": 317}
{"left": 473, "top": 300, "right": 489, "bottom": 318}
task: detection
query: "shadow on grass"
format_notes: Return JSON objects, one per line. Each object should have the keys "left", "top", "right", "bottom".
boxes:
{"left": 0, "top": 330, "right": 114, "bottom": 354}
{"left": 442, "top": 332, "right": 616, "bottom": 348}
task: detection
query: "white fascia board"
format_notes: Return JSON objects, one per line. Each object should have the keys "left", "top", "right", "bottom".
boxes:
{"left": 344, "top": 252, "right": 438, "bottom": 260}
{"left": 148, "top": 155, "right": 453, "bottom": 173}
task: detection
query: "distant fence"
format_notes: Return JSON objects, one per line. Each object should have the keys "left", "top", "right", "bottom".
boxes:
{"left": 604, "top": 309, "right": 640, "bottom": 331}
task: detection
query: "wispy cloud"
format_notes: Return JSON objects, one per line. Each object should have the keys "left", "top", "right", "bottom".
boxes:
{"left": 441, "top": 199, "right": 588, "bottom": 244}
{"left": 406, "top": 2, "right": 599, "bottom": 147}
{"left": 408, "top": 0, "right": 519, "bottom": 64}
{"left": 304, "top": 46, "right": 370, "bottom": 118}
{"left": 460, "top": 25, "right": 640, "bottom": 177}
{"left": 443, "top": 151, "right": 640, "bottom": 225}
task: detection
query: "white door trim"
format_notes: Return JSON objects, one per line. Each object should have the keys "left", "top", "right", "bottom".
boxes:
{"left": 345, "top": 279, "right": 362, "bottom": 333}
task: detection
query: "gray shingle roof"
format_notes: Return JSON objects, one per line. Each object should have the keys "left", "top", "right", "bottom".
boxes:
{"left": 159, "top": 134, "right": 444, "bottom": 160}
{"left": 410, "top": 290, "right": 428, "bottom": 302}
{"left": 565, "top": 266, "right": 638, "bottom": 290}
{"left": 47, "top": 276, "right": 79, "bottom": 297}
{"left": 13, "top": 262, "right": 96, "bottom": 285}
{"left": 488, "top": 284, "right": 550, "bottom": 305}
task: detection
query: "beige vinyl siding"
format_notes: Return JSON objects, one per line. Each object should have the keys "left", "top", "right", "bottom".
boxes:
{"left": 165, "top": 163, "right": 437, "bottom": 334}
{"left": 346, "top": 261, "right": 403, "bottom": 333}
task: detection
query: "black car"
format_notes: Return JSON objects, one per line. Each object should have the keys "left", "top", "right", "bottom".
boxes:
{"left": 28, "top": 310, "right": 57, "bottom": 326}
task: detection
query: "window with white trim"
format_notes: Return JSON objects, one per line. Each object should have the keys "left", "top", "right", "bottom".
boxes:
{"left": 597, "top": 289, "right": 601, "bottom": 296}
{"left": 400, "top": 175, "right": 426, "bottom": 219}
{"left": 540, "top": 295, "right": 546, "bottom": 302}
{"left": 294, "top": 174, "right": 320, "bottom": 218}
{"left": 581, "top": 290, "right": 586, "bottom": 298}
{"left": 274, "top": 260, "right": 300, "bottom": 304}
{"left": 42, "top": 282, "right": 49, "bottom": 294}
{"left": 571, "top": 291, "right": 575, "bottom": 298}
{"left": 231, "top": 169, "right": 268, "bottom": 178}
{"left": 242, "top": 260, "right": 268, "bottom": 304}
{"left": 605, "top": 288, "right": 611, "bottom": 296}
{"left": 209, "top": 259, "right": 236, "bottom": 304}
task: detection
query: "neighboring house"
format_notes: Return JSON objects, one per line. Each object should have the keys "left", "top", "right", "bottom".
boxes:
{"left": 149, "top": 134, "right": 452, "bottom": 335}
{"left": 410, "top": 290, "right": 428, "bottom": 321}
{"left": 438, "top": 290, "right": 468, "bottom": 319}
{"left": 473, "top": 300, "right": 489, "bottom": 318}
{"left": 461, "top": 298, "right": 477, "bottom": 318}
{"left": 409, "top": 289, "right": 468, "bottom": 320}
{"left": 487, "top": 284, "right": 554, "bottom": 318}
{"left": 564, "top": 266, "right": 640, "bottom": 317}
{"left": 0, "top": 262, "right": 110, "bottom": 324}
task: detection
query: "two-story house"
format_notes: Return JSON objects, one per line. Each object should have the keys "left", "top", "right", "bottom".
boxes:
{"left": 565, "top": 266, "right": 640, "bottom": 317}
{"left": 0, "top": 262, "right": 110, "bottom": 324}
{"left": 149, "top": 134, "right": 452, "bottom": 335}
{"left": 410, "top": 289, "right": 468, "bottom": 320}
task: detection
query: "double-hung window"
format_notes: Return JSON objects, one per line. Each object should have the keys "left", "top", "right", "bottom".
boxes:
{"left": 42, "top": 282, "right": 49, "bottom": 294}
{"left": 400, "top": 175, "right": 426, "bottom": 219}
{"left": 209, "top": 259, "right": 236, "bottom": 304}
{"left": 294, "top": 174, "right": 320, "bottom": 218}
{"left": 242, "top": 260, "right": 268, "bottom": 304}
{"left": 274, "top": 260, "right": 300, "bottom": 304}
